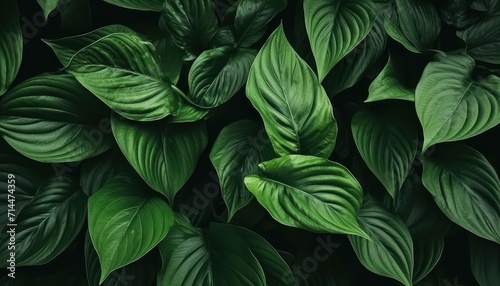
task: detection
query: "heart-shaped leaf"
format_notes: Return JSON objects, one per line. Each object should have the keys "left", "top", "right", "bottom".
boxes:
{"left": 244, "top": 155, "right": 368, "bottom": 238}
{"left": 304, "top": 0, "right": 377, "bottom": 81}
{"left": 351, "top": 106, "right": 418, "bottom": 198}
{"left": 246, "top": 24, "right": 338, "bottom": 158}
{"left": 412, "top": 235, "right": 444, "bottom": 284}
{"left": 0, "top": 0, "right": 22, "bottom": 96}
{"left": 210, "top": 120, "right": 275, "bottom": 220}
{"left": 88, "top": 176, "right": 174, "bottom": 283}
{"left": 160, "top": 0, "right": 218, "bottom": 60}
{"left": 67, "top": 33, "right": 180, "bottom": 121}
{"left": 158, "top": 216, "right": 293, "bottom": 286}
{"left": 234, "top": 0, "right": 288, "bottom": 47}
{"left": 111, "top": 114, "right": 208, "bottom": 203}
{"left": 469, "top": 234, "right": 500, "bottom": 286}
{"left": 103, "top": 0, "right": 164, "bottom": 11}
{"left": 458, "top": 15, "right": 500, "bottom": 64}
{"left": 416, "top": 54, "right": 500, "bottom": 151}
{"left": 0, "top": 73, "right": 114, "bottom": 163}
{"left": 422, "top": 143, "right": 500, "bottom": 243}
{"left": 0, "top": 176, "right": 87, "bottom": 267}
{"left": 188, "top": 47, "right": 257, "bottom": 108}
{"left": 366, "top": 56, "right": 415, "bottom": 102}
{"left": 349, "top": 197, "right": 414, "bottom": 286}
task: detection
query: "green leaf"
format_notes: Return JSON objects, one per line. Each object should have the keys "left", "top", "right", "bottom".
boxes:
{"left": 0, "top": 73, "right": 114, "bottom": 163}
{"left": 67, "top": 33, "right": 180, "bottom": 121}
{"left": 384, "top": 0, "right": 441, "bottom": 52}
{"left": 234, "top": 0, "right": 287, "bottom": 47}
{"left": 366, "top": 56, "right": 415, "bottom": 102}
{"left": 349, "top": 197, "right": 414, "bottom": 286}
{"left": 160, "top": 0, "right": 218, "bottom": 60}
{"left": 323, "top": 15, "right": 387, "bottom": 96}
{"left": 415, "top": 54, "right": 500, "bottom": 151}
{"left": 103, "top": 0, "right": 164, "bottom": 11}
{"left": 469, "top": 234, "right": 500, "bottom": 286}
{"left": 421, "top": 143, "right": 500, "bottom": 243}
{"left": 188, "top": 47, "right": 257, "bottom": 108}
{"left": 210, "top": 120, "right": 275, "bottom": 220}
{"left": 351, "top": 106, "right": 418, "bottom": 198}
{"left": 158, "top": 217, "right": 293, "bottom": 286}
{"left": 0, "top": 176, "right": 87, "bottom": 267}
{"left": 36, "top": 0, "right": 59, "bottom": 20}
{"left": 457, "top": 15, "right": 500, "bottom": 64}
{"left": 303, "top": 0, "right": 377, "bottom": 81}
{"left": 153, "top": 34, "right": 184, "bottom": 85}
{"left": 246, "top": 25, "right": 338, "bottom": 158}
{"left": 244, "top": 155, "right": 368, "bottom": 238}
{"left": 43, "top": 25, "right": 137, "bottom": 67}
{"left": 412, "top": 235, "right": 444, "bottom": 284}
{"left": 111, "top": 114, "right": 208, "bottom": 203}
{"left": 0, "top": 0, "right": 22, "bottom": 96}
{"left": 88, "top": 176, "right": 174, "bottom": 284}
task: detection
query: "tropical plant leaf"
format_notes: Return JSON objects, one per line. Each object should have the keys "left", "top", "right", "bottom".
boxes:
{"left": 349, "top": 197, "right": 414, "bottom": 286}
{"left": 210, "top": 120, "right": 275, "bottom": 220}
{"left": 88, "top": 176, "right": 174, "bottom": 283}
{"left": 366, "top": 56, "right": 415, "bottom": 102}
{"left": 457, "top": 14, "right": 500, "bottom": 64}
{"left": 416, "top": 54, "right": 500, "bottom": 151}
{"left": 303, "top": 0, "right": 377, "bottom": 81}
{"left": 244, "top": 155, "right": 368, "bottom": 238}
{"left": 111, "top": 114, "right": 208, "bottom": 203}
{"left": 188, "top": 47, "right": 257, "bottom": 108}
{"left": 412, "top": 235, "right": 444, "bottom": 284}
{"left": 0, "top": 73, "right": 114, "bottom": 163}
{"left": 67, "top": 33, "right": 180, "bottom": 121}
{"left": 0, "top": 176, "right": 87, "bottom": 267}
{"left": 469, "top": 234, "right": 500, "bottom": 286}
{"left": 158, "top": 216, "right": 293, "bottom": 286}
{"left": 246, "top": 24, "right": 337, "bottom": 158}
{"left": 421, "top": 143, "right": 500, "bottom": 243}
{"left": 160, "top": 0, "right": 218, "bottom": 60}
{"left": 0, "top": 0, "right": 23, "bottom": 96}
{"left": 234, "top": 0, "right": 288, "bottom": 47}
{"left": 36, "top": 0, "right": 60, "bottom": 20}
{"left": 153, "top": 34, "right": 184, "bottom": 85}
{"left": 103, "top": 0, "right": 164, "bottom": 11}
{"left": 351, "top": 106, "right": 418, "bottom": 198}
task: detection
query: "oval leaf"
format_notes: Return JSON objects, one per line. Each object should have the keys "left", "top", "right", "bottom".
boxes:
{"left": 0, "top": 0, "right": 22, "bottom": 96}
{"left": 188, "top": 47, "right": 257, "bottom": 108}
{"left": 458, "top": 15, "right": 500, "bottom": 64}
{"left": 88, "top": 176, "right": 174, "bottom": 283}
{"left": 0, "top": 73, "right": 114, "bottom": 163}
{"left": 416, "top": 54, "right": 500, "bottom": 151}
{"left": 111, "top": 114, "right": 208, "bottom": 203}
{"left": 366, "top": 56, "right": 415, "bottom": 102}
{"left": 246, "top": 24, "right": 338, "bottom": 158}
{"left": 244, "top": 155, "right": 368, "bottom": 238}
{"left": 348, "top": 197, "right": 414, "bottom": 286}
{"left": 304, "top": 0, "right": 377, "bottom": 81}
{"left": 421, "top": 143, "right": 500, "bottom": 243}
{"left": 67, "top": 33, "right": 180, "bottom": 121}
{"left": 412, "top": 235, "right": 444, "bottom": 284}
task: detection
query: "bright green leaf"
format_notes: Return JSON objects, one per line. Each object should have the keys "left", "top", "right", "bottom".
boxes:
{"left": 0, "top": 0, "right": 23, "bottom": 96}
{"left": 246, "top": 25, "right": 337, "bottom": 158}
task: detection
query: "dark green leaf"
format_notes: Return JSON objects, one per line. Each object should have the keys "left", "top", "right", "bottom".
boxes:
{"left": 0, "top": 0, "right": 22, "bottom": 96}
{"left": 36, "top": 0, "right": 59, "bottom": 20}
{"left": 104, "top": 0, "right": 164, "bottom": 11}
{"left": 412, "top": 235, "right": 444, "bottom": 284}
{"left": 469, "top": 234, "right": 500, "bottom": 286}
{"left": 458, "top": 15, "right": 500, "bottom": 64}
{"left": 366, "top": 56, "right": 415, "bottom": 102}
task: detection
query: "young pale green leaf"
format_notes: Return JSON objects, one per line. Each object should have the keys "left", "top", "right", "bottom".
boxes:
{"left": 158, "top": 218, "right": 293, "bottom": 286}
{"left": 351, "top": 107, "right": 418, "bottom": 198}
{"left": 188, "top": 47, "right": 257, "bottom": 108}
{"left": 103, "top": 0, "right": 164, "bottom": 11}
{"left": 36, "top": 0, "right": 59, "bottom": 20}
{"left": 0, "top": 176, "right": 87, "bottom": 267}
{"left": 0, "top": 0, "right": 22, "bottom": 96}
{"left": 415, "top": 54, "right": 500, "bottom": 151}
{"left": 457, "top": 15, "right": 500, "bottom": 64}
{"left": 43, "top": 25, "right": 137, "bottom": 67}
{"left": 469, "top": 234, "right": 500, "bottom": 286}
{"left": 366, "top": 56, "right": 415, "bottom": 102}
{"left": 88, "top": 176, "right": 174, "bottom": 284}
{"left": 384, "top": 0, "right": 441, "bottom": 52}
{"left": 422, "top": 143, "right": 500, "bottom": 243}
{"left": 234, "top": 0, "right": 287, "bottom": 47}
{"left": 160, "top": 0, "right": 218, "bottom": 60}
{"left": 348, "top": 198, "right": 414, "bottom": 286}
{"left": 304, "top": 0, "right": 377, "bottom": 81}
{"left": 244, "top": 155, "right": 368, "bottom": 238}
{"left": 246, "top": 25, "right": 337, "bottom": 158}
{"left": 67, "top": 33, "right": 180, "bottom": 121}
{"left": 111, "top": 114, "right": 208, "bottom": 203}
{"left": 412, "top": 235, "right": 444, "bottom": 284}
{"left": 210, "top": 120, "right": 275, "bottom": 220}
{"left": 0, "top": 74, "right": 114, "bottom": 163}
{"left": 323, "top": 16, "right": 387, "bottom": 96}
